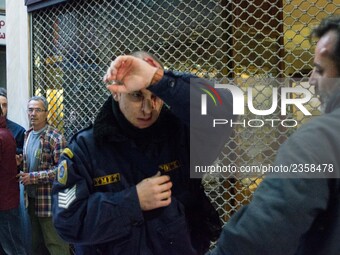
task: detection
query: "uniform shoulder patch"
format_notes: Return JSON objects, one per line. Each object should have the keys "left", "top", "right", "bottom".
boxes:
{"left": 58, "top": 185, "right": 76, "bottom": 209}
{"left": 62, "top": 148, "right": 74, "bottom": 159}
{"left": 58, "top": 160, "right": 68, "bottom": 185}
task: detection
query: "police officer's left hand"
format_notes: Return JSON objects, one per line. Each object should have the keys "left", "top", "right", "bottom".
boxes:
{"left": 136, "top": 172, "right": 173, "bottom": 211}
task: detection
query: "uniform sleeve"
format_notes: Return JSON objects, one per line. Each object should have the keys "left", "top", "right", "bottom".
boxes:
{"left": 149, "top": 71, "right": 235, "bottom": 168}
{"left": 52, "top": 137, "right": 144, "bottom": 245}
{"left": 148, "top": 71, "right": 192, "bottom": 124}
{"left": 208, "top": 129, "right": 331, "bottom": 255}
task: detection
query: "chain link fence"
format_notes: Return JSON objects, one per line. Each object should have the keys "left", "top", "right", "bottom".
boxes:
{"left": 30, "top": 0, "right": 340, "bottom": 241}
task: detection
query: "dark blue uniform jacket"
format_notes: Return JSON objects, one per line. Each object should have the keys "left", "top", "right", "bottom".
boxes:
{"left": 52, "top": 71, "right": 234, "bottom": 255}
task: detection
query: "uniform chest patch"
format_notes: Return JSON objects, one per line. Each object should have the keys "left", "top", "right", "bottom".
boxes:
{"left": 57, "top": 160, "right": 68, "bottom": 185}
{"left": 93, "top": 173, "right": 121, "bottom": 187}
{"left": 159, "top": 160, "right": 181, "bottom": 174}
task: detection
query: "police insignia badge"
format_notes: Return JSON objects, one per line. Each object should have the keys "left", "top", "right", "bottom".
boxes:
{"left": 58, "top": 160, "right": 68, "bottom": 185}
{"left": 93, "top": 173, "right": 121, "bottom": 187}
{"left": 159, "top": 160, "right": 181, "bottom": 174}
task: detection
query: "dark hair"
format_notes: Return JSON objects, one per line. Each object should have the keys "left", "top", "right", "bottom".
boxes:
{"left": 311, "top": 15, "right": 340, "bottom": 73}
{"left": 0, "top": 87, "right": 7, "bottom": 98}
{"left": 0, "top": 105, "right": 3, "bottom": 116}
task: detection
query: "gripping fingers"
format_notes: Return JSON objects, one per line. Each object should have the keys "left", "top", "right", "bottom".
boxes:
{"left": 159, "top": 196, "right": 172, "bottom": 207}
{"left": 159, "top": 189, "right": 172, "bottom": 201}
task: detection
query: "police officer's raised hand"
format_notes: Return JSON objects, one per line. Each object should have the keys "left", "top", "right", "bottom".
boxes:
{"left": 103, "top": 55, "right": 163, "bottom": 94}
{"left": 136, "top": 172, "right": 172, "bottom": 211}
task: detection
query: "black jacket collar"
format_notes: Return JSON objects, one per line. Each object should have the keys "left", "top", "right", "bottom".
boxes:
{"left": 93, "top": 96, "right": 125, "bottom": 144}
{"left": 93, "top": 96, "right": 178, "bottom": 146}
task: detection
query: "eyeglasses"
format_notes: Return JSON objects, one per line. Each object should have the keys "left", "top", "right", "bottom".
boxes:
{"left": 127, "top": 91, "right": 161, "bottom": 110}
{"left": 27, "top": 108, "right": 47, "bottom": 113}
{"left": 127, "top": 91, "right": 160, "bottom": 103}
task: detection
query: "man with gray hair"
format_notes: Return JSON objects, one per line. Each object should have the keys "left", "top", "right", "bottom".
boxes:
{"left": 17, "top": 96, "right": 70, "bottom": 255}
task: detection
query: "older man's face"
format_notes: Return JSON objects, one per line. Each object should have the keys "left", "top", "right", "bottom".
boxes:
{"left": 27, "top": 100, "right": 48, "bottom": 131}
{"left": 309, "top": 30, "right": 340, "bottom": 111}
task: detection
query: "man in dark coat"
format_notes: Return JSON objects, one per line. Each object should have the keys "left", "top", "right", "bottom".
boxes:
{"left": 0, "top": 88, "right": 25, "bottom": 155}
{"left": 208, "top": 15, "right": 340, "bottom": 255}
